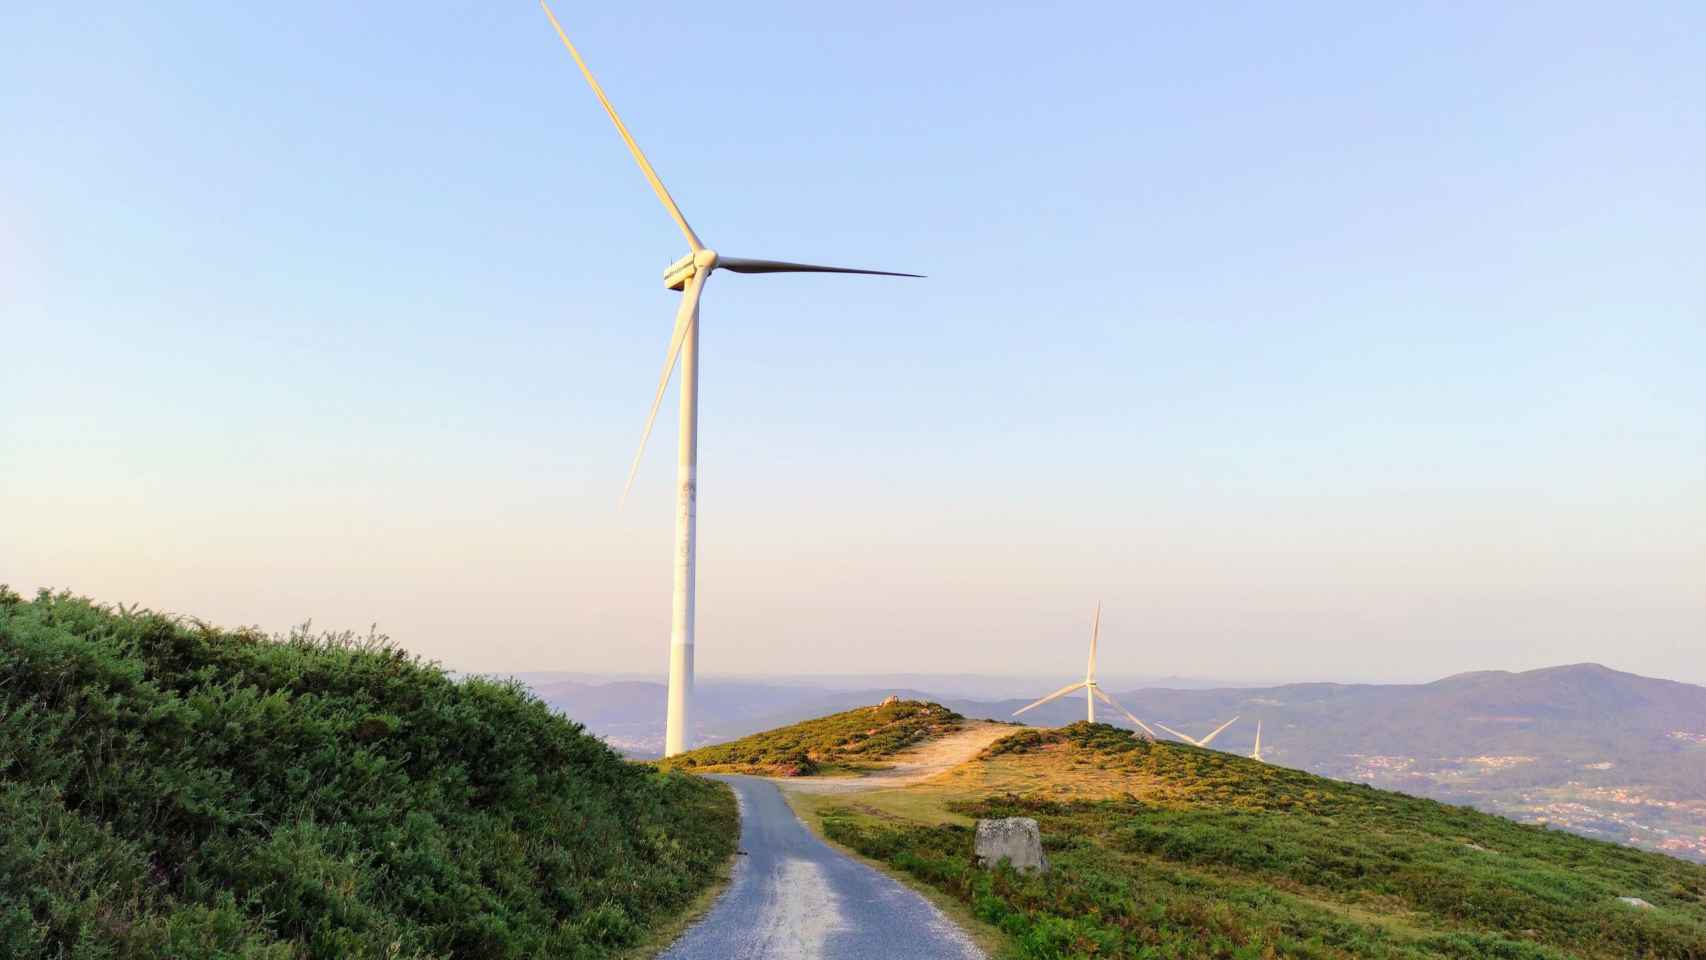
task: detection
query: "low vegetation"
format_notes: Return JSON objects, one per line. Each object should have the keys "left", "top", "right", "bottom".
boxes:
{"left": 0, "top": 589, "right": 736, "bottom": 960}
{"left": 663, "top": 700, "right": 963, "bottom": 775}
{"left": 814, "top": 722, "right": 1706, "bottom": 959}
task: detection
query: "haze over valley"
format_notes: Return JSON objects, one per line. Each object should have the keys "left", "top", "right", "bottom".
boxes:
{"left": 532, "top": 662, "right": 1706, "bottom": 862}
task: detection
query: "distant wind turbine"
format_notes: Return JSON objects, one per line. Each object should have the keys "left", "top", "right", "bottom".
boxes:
{"left": 1156, "top": 716, "right": 1241, "bottom": 748}
{"left": 1013, "top": 604, "right": 1156, "bottom": 737}
{"left": 1250, "top": 719, "right": 1263, "bottom": 761}
{"left": 538, "top": 3, "right": 921, "bottom": 757}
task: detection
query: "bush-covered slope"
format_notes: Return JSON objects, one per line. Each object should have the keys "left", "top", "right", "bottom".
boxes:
{"left": 0, "top": 589, "right": 736, "bottom": 960}
{"left": 818, "top": 722, "right": 1706, "bottom": 959}
{"left": 663, "top": 700, "right": 963, "bottom": 775}
{"left": 988, "top": 666, "right": 1706, "bottom": 862}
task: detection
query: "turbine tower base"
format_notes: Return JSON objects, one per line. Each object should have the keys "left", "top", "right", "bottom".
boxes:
{"left": 664, "top": 642, "right": 692, "bottom": 756}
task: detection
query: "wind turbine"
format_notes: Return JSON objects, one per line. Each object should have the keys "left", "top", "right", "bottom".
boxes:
{"left": 1155, "top": 715, "right": 1241, "bottom": 748}
{"left": 1250, "top": 719, "right": 1263, "bottom": 761}
{"left": 538, "top": 3, "right": 922, "bottom": 757}
{"left": 1013, "top": 604, "right": 1156, "bottom": 738}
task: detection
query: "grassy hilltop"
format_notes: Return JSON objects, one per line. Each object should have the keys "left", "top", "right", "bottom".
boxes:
{"left": 802, "top": 722, "right": 1706, "bottom": 960}
{"left": 663, "top": 699, "right": 965, "bottom": 775}
{"left": 0, "top": 589, "right": 735, "bottom": 960}
{"left": 1017, "top": 666, "right": 1706, "bottom": 860}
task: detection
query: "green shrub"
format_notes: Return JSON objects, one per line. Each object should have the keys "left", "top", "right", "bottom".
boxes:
{"left": 664, "top": 699, "right": 963, "bottom": 775}
{"left": 0, "top": 588, "right": 736, "bottom": 960}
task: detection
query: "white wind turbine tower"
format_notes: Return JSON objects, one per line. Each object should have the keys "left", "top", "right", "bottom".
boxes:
{"left": 1250, "top": 720, "right": 1263, "bottom": 761}
{"left": 1155, "top": 715, "right": 1241, "bottom": 749}
{"left": 1013, "top": 604, "right": 1156, "bottom": 737}
{"left": 539, "top": 3, "right": 921, "bottom": 757}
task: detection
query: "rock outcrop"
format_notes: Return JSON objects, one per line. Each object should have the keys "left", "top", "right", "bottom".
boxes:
{"left": 975, "top": 817, "right": 1049, "bottom": 874}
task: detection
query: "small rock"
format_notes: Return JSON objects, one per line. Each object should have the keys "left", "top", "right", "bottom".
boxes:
{"left": 1618, "top": 897, "right": 1654, "bottom": 909}
{"left": 875, "top": 695, "right": 900, "bottom": 709}
{"left": 975, "top": 817, "right": 1049, "bottom": 874}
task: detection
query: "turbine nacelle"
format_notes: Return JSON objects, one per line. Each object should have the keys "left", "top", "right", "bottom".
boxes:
{"left": 663, "top": 250, "right": 714, "bottom": 291}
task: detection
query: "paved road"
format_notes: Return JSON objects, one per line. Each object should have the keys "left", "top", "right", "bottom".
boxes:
{"left": 659, "top": 775, "right": 985, "bottom": 960}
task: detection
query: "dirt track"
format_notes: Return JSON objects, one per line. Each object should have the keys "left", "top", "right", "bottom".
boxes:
{"left": 775, "top": 720, "right": 1015, "bottom": 794}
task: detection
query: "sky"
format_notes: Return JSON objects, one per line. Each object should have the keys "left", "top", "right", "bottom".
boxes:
{"left": 3, "top": 2, "right": 1703, "bottom": 685}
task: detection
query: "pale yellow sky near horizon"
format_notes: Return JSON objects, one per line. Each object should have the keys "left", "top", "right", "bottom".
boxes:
{"left": 7, "top": 454, "right": 1701, "bottom": 687}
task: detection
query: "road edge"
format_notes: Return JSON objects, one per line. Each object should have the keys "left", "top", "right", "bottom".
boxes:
{"left": 622, "top": 777, "right": 742, "bottom": 960}
{"left": 779, "top": 787, "right": 1015, "bottom": 960}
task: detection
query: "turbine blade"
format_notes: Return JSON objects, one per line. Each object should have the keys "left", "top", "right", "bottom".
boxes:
{"left": 621, "top": 272, "right": 706, "bottom": 503}
{"left": 1155, "top": 723, "right": 1200, "bottom": 746}
{"left": 1086, "top": 601, "right": 1101, "bottom": 682}
{"left": 716, "top": 257, "right": 923, "bottom": 278}
{"left": 1091, "top": 687, "right": 1157, "bottom": 739}
{"left": 1012, "top": 682, "right": 1086, "bottom": 717}
{"left": 1198, "top": 715, "right": 1241, "bottom": 748}
{"left": 539, "top": 1, "right": 702, "bottom": 251}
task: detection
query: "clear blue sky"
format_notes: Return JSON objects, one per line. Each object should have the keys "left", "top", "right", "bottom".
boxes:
{"left": 4, "top": 2, "right": 1703, "bottom": 684}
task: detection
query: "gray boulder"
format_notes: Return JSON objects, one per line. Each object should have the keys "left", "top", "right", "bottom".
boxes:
{"left": 975, "top": 817, "right": 1049, "bottom": 874}
{"left": 1618, "top": 896, "right": 1655, "bottom": 909}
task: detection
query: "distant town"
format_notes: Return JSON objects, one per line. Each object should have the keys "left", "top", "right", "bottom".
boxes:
{"left": 1348, "top": 748, "right": 1706, "bottom": 862}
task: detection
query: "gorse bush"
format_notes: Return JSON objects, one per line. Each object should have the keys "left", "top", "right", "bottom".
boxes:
{"left": 663, "top": 700, "right": 963, "bottom": 775}
{"left": 824, "top": 723, "right": 1706, "bottom": 959}
{"left": 0, "top": 588, "right": 735, "bottom": 959}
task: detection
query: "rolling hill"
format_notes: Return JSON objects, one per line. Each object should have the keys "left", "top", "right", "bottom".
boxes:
{"left": 794, "top": 720, "right": 1706, "bottom": 959}
{"left": 992, "top": 664, "right": 1706, "bottom": 860}
{"left": 0, "top": 589, "right": 735, "bottom": 960}
{"left": 661, "top": 699, "right": 967, "bottom": 775}
{"left": 524, "top": 677, "right": 933, "bottom": 757}
{"left": 542, "top": 665, "right": 1706, "bottom": 860}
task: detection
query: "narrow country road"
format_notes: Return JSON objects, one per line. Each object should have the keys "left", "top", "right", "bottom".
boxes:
{"left": 658, "top": 775, "right": 985, "bottom": 960}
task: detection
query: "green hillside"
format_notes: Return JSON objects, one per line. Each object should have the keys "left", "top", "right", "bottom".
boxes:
{"left": 0, "top": 589, "right": 735, "bottom": 960}
{"left": 663, "top": 699, "right": 964, "bottom": 775}
{"left": 1030, "top": 666, "right": 1706, "bottom": 860}
{"left": 808, "top": 722, "right": 1706, "bottom": 959}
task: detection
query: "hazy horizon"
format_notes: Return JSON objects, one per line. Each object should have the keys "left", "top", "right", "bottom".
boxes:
{"left": 5, "top": 3, "right": 1703, "bottom": 685}
{"left": 489, "top": 662, "right": 1706, "bottom": 690}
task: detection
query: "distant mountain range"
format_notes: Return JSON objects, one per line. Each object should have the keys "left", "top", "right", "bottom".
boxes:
{"left": 527, "top": 663, "right": 1706, "bottom": 862}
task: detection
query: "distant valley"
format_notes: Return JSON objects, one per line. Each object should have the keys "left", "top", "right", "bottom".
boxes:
{"left": 528, "top": 663, "right": 1706, "bottom": 862}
